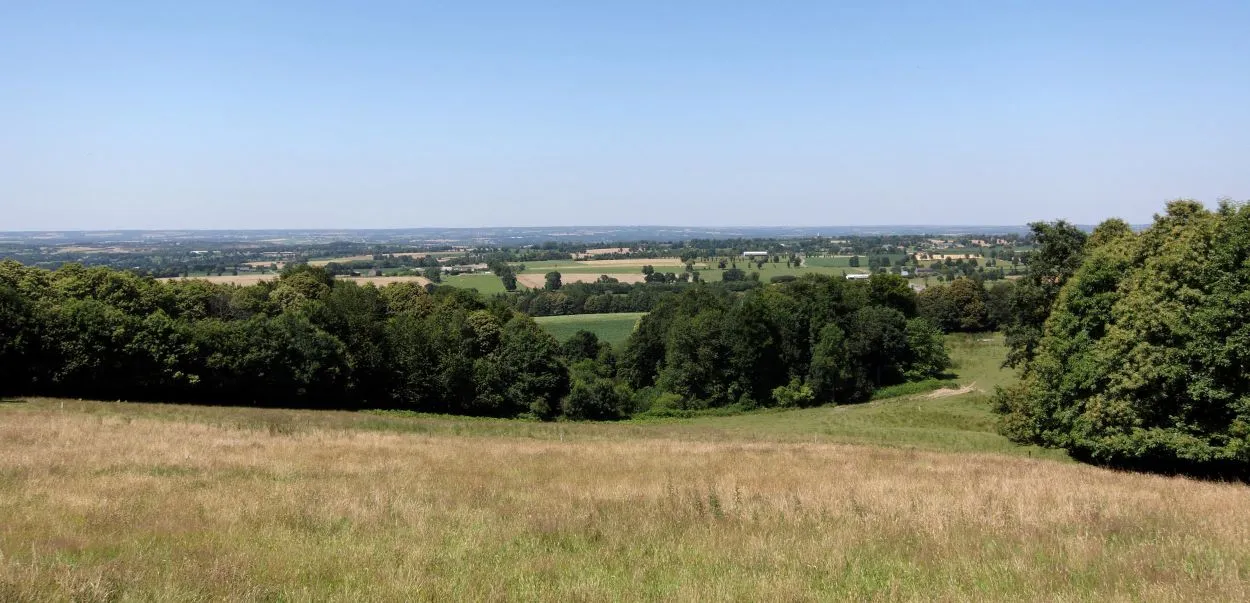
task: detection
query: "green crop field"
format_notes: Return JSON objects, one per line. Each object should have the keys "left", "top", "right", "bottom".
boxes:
{"left": 534, "top": 312, "right": 646, "bottom": 348}
{"left": 440, "top": 272, "right": 509, "bottom": 295}
{"left": 3, "top": 335, "right": 1247, "bottom": 600}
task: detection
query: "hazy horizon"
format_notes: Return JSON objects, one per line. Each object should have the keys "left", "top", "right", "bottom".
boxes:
{"left": 4, "top": 1, "right": 1248, "bottom": 230}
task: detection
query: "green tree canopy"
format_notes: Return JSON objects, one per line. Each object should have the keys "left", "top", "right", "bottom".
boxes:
{"left": 995, "top": 201, "right": 1250, "bottom": 476}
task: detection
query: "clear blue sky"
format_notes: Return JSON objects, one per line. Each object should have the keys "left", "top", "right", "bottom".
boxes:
{"left": 3, "top": 1, "right": 1247, "bottom": 230}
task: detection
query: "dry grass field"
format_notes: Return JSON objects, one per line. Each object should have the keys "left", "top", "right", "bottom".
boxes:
{"left": 573, "top": 247, "right": 632, "bottom": 258}
{"left": 241, "top": 260, "right": 284, "bottom": 269}
{"left": 158, "top": 274, "right": 279, "bottom": 285}
{"left": 517, "top": 272, "right": 648, "bottom": 288}
{"left": 159, "top": 275, "right": 431, "bottom": 287}
{"left": 576, "top": 258, "right": 686, "bottom": 267}
{"left": 308, "top": 254, "right": 374, "bottom": 266}
{"left": 1, "top": 395, "right": 1248, "bottom": 601}
{"left": 340, "top": 275, "right": 431, "bottom": 287}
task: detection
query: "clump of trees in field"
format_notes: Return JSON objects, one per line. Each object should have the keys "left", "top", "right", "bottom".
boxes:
{"left": 618, "top": 273, "right": 949, "bottom": 412}
{"left": 994, "top": 201, "right": 1250, "bottom": 477}
{"left": 915, "top": 277, "right": 1015, "bottom": 333}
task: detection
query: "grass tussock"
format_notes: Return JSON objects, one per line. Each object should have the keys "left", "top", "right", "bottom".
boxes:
{"left": 2, "top": 401, "right": 1249, "bottom": 600}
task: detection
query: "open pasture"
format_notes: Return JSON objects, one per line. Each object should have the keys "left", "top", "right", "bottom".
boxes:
{"left": 2, "top": 393, "right": 1247, "bottom": 600}
{"left": 534, "top": 312, "right": 646, "bottom": 348}
{"left": 440, "top": 273, "right": 508, "bottom": 295}
{"left": 2, "top": 335, "right": 1246, "bottom": 599}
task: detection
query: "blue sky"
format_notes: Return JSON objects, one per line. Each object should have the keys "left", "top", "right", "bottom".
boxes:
{"left": 3, "top": 1, "right": 1247, "bottom": 229}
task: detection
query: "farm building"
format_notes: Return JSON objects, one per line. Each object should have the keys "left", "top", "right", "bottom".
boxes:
{"left": 742, "top": 251, "right": 769, "bottom": 257}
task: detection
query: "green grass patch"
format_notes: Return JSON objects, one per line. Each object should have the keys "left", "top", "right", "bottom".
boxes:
{"left": 440, "top": 273, "right": 509, "bottom": 295}
{"left": 534, "top": 312, "right": 646, "bottom": 348}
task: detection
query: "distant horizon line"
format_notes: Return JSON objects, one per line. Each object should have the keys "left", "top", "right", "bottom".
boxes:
{"left": 0, "top": 223, "right": 1118, "bottom": 234}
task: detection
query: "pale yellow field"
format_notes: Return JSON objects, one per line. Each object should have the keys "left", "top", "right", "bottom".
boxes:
{"left": 1, "top": 400, "right": 1247, "bottom": 600}
{"left": 159, "top": 274, "right": 278, "bottom": 285}
{"left": 308, "top": 255, "right": 373, "bottom": 266}
{"left": 342, "top": 275, "right": 430, "bottom": 287}
{"left": 920, "top": 253, "right": 982, "bottom": 261}
{"left": 517, "top": 272, "right": 648, "bottom": 288}
{"left": 241, "top": 260, "right": 284, "bottom": 269}
{"left": 576, "top": 257, "right": 686, "bottom": 267}
{"left": 54, "top": 246, "right": 133, "bottom": 254}
{"left": 159, "top": 275, "right": 430, "bottom": 287}
{"left": 573, "top": 247, "right": 632, "bottom": 258}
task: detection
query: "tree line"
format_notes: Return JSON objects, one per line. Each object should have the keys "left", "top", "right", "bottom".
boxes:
{"left": 505, "top": 278, "right": 760, "bottom": 316}
{"left": 0, "top": 263, "right": 950, "bottom": 421}
{"left": 0, "top": 262, "right": 572, "bottom": 416}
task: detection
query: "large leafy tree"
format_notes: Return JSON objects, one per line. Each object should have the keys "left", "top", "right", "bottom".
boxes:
{"left": 917, "top": 278, "right": 992, "bottom": 333}
{"left": 995, "top": 201, "right": 1250, "bottom": 476}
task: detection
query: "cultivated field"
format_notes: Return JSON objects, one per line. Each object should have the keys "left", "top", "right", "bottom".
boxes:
{"left": 160, "top": 275, "right": 430, "bottom": 287}
{"left": 534, "top": 312, "right": 646, "bottom": 348}
{"left": 516, "top": 258, "right": 691, "bottom": 274}
{"left": 340, "top": 275, "right": 431, "bottom": 287}
{"left": 158, "top": 274, "right": 278, "bottom": 285}
{"left": 307, "top": 254, "right": 374, "bottom": 266}
{"left": 517, "top": 272, "right": 648, "bottom": 288}
{"left": 576, "top": 258, "right": 687, "bottom": 267}
{"left": 573, "top": 247, "right": 631, "bottom": 258}
{"left": 309, "top": 251, "right": 461, "bottom": 266}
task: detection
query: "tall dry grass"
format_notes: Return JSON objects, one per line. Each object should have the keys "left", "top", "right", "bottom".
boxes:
{"left": 1, "top": 403, "right": 1248, "bottom": 601}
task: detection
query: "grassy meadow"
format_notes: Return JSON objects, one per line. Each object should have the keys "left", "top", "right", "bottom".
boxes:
{"left": 439, "top": 272, "right": 509, "bottom": 295}
{"left": 534, "top": 312, "right": 647, "bottom": 348}
{"left": 2, "top": 336, "right": 1248, "bottom": 600}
